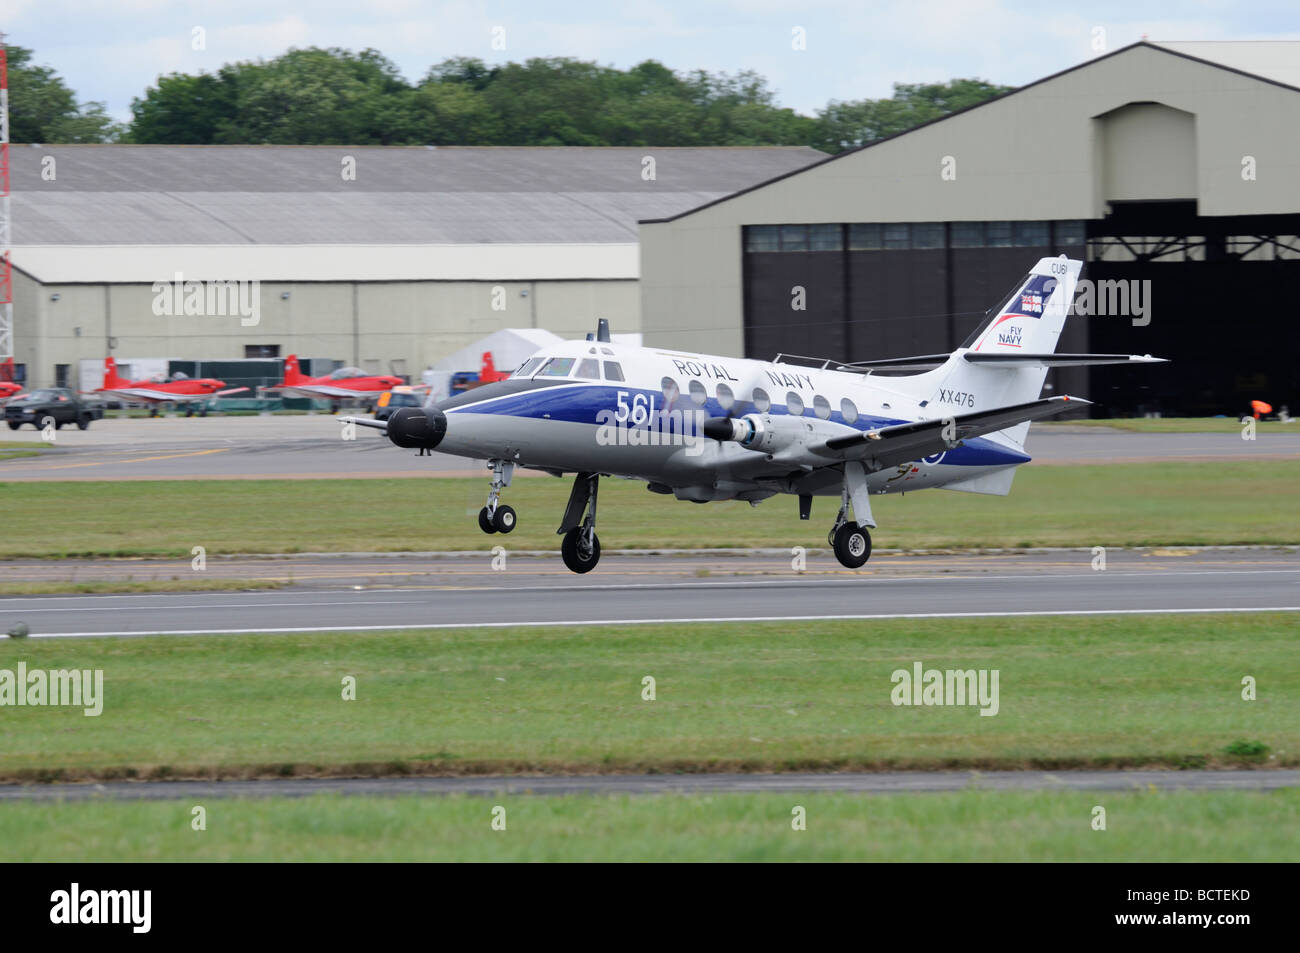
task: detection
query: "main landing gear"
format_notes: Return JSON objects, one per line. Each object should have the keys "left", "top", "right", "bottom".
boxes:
{"left": 472, "top": 463, "right": 600, "bottom": 573}
{"left": 477, "top": 459, "right": 517, "bottom": 534}
{"left": 558, "top": 472, "right": 601, "bottom": 574}
{"left": 827, "top": 460, "right": 876, "bottom": 570}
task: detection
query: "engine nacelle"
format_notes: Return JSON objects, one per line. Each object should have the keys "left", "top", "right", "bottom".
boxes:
{"left": 387, "top": 406, "right": 447, "bottom": 450}
{"left": 702, "top": 413, "right": 857, "bottom": 464}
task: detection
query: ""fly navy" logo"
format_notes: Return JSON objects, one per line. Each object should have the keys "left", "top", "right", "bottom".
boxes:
{"left": 998, "top": 325, "right": 1023, "bottom": 347}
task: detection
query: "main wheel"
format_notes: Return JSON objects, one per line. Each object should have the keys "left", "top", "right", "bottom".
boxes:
{"left": 478, "top": 507, "right": 498, "bottom": 534}
{"left": 492, "top": 505, "right": 516, "bottom": 534}
{"left": 832, "top": 522, "right": 872, "bottom": 569}
{"left": 77, "top": 414, "right": 90, "bottom": 430}
{"left": 560, "top": 527, "right": 601, "bottom": 573}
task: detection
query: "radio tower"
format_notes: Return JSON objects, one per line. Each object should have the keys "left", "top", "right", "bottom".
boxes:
{"left": 0, "top": 32, "right": 12, "bottom": 382}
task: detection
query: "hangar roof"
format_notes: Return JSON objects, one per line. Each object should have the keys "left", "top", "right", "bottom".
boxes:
{"left": 640, "top": 41, "right": 1300, "bottom": 226}
{"left": 12, "top": 145, "right": 825, "bottom": 246}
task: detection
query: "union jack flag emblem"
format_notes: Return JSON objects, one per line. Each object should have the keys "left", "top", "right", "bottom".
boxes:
{"left": 1020, "top": 293, "right": 1043, "bottom": 312}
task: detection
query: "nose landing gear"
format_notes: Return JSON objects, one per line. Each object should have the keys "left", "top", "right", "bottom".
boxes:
{"left": 477, "top": 459, "right": 517, "bottom": 534}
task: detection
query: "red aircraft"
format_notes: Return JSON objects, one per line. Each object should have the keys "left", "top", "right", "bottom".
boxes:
{"left": 0, "top": 359, "right": 20, "bottom": 402}
{"left": 93, "top": 357, "right": 248, "bottom": 416}
{"left": 272, "top": 355, "right": 404, "bottom": 407}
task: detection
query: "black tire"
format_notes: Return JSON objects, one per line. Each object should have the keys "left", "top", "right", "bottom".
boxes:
{"left": 6, "top": 421, "right": 18, "bottom": 431}
{"left": 478, "top": 507, "right": 498, "bottom": 534}
{"left": 560, "top": 527, "right": 600, "bottom": 574}
{"left": 492, "top": 505, "right": 516, "bottom": 534}
{"left": 76, "top": 414, "right": 90, "bottom": 430}
{"left": 53, "top": 419, "right": 64, "bottom": 430}
{"left": 832, "top": 522, "right": 872, "bottom": 569}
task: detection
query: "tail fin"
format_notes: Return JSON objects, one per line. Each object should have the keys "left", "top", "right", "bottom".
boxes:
{"left": 927, "top": 256, "right": 1082, "bottom": 444}
{"left": 963, "top": 256, "right": 1080, "bottom": 355}
{"left": 283, "top": 354, "right": 305, "bottom": 385}
{"left": 103, "top": 356, "right": 126, "bottom": 389}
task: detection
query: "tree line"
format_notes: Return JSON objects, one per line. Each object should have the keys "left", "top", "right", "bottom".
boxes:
{"left": 9, "top": 44, "right": 1012, "bottom": 153}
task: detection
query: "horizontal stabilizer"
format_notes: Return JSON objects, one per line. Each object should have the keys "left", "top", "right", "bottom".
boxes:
{"left": 963, "top": 353, "right": 1168, "bottom": 368}
{"left": 818, "top": 395, "right": 1087, "bottom": 472}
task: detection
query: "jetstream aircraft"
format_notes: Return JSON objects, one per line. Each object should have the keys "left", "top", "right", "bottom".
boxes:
{"left": 346, "top": 257, "right": 1165, "bottom": 573}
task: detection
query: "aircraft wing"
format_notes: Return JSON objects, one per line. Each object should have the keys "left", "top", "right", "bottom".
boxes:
{"left": 283, "top": 384, "right": 382, "bottom": 399}
{"left": 216, "top": 386, "right": 250, "bottom": 397}
{"left": 97, "top": 387, "right": 173, "bottom": 403}
{"left": 818, "top": 395, "right": 1087, "bottom": 472}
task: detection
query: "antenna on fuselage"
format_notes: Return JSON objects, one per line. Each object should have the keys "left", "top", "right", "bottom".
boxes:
{"left": 585, "top": 333, "right": 595, "bottom": 341}
{"left": 596, "top": 318, "right": 611, "bottom": 343}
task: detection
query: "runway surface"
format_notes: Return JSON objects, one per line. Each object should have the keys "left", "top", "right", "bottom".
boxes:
{"left": 2, "top": 415, "right": 1297, "bottom": 480}
{"left": 2, "top": 769, "right": 1295, "bottom": 801}
{"left": 3, "top": 548, "right": 1296, "bottom": 638}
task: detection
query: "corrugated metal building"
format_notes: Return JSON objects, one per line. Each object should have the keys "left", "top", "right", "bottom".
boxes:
{"left": 638, "top": 42, "right": 1300, "bottom": 416}
{"left": 10, "top": 145, "right": 824, "bottom": 388}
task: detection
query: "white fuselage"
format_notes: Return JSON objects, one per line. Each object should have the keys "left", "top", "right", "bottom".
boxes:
{"left": 425, "top": 340, "right": 1032, "bottom": 503}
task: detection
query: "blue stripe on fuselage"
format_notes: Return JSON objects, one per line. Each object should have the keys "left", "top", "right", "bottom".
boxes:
{"left": 443, "top": 382, "right": 1031, "bottom": 467}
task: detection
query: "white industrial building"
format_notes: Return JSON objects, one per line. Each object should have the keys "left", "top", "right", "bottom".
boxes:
{"left": 10, "top": 145, "right": 823, "bottom": 388}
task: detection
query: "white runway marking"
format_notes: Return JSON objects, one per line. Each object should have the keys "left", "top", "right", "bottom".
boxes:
{"left": 25, "top": 605, "right": 1300, "bottom": 638}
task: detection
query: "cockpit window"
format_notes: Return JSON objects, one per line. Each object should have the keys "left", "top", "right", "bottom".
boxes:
{"left": 603, "top": 361, "right": 624, "bottom": 382}
{"left": 514, "top": 357, "right": 544, "bottom": 378}
{"left": 329, "top": 367, "right": 367, "bottom": 380}
{"left": 575, "top": 358, "right": 601, "bottom": 380}
{"left": 535, "top": 357, "right": 575, "bottom": 378}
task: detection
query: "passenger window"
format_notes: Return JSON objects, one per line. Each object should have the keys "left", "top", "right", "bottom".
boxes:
{"left": 813, "top": 395, "right": 831, "bottom": 419}
{"left": 841, "top": 398, "right": 859, "bottom": 424}
{"left": 751, "top": 388, "right": 770, "bottom": 412}
{"left": 603, "top": 361, "right": 625, "bottom": 382}
{"left": 786, "top": 392, "right": 805, "bottom": 416}
{"left": 575, "top": 358, "right": 601, "bottom": 380}
{"left": 661, "top": 377, "right": 681, "bottom": 405}
{"left": 688, "top": 380, "right": 708, "bottom": 405}
{"left": 536, "top": 357, "right": 575, "bottom": 377}
{"left": 716, "top": 383, "right": 735, "bottom": 411}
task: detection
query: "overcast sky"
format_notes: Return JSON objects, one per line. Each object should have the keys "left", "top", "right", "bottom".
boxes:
{"left": 4, "top": 0, "right": 1299, "bottom": 122}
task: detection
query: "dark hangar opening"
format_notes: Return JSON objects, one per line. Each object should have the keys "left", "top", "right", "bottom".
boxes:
{"left": 741, "top": 203, "right": 1300, "bottom": 417}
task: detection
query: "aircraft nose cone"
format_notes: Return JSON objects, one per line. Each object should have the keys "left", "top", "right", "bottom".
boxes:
{"left": 387, "top": 406, "right": 447, "bottom": 450}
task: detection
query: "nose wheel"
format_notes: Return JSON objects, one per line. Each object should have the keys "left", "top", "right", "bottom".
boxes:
{"left": 478, "top": 460, "right": 516, "bottom": 534}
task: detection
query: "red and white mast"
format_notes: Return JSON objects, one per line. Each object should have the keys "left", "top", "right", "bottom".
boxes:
{"left": 0, "top": 33, "right": 12, "bottom": 379}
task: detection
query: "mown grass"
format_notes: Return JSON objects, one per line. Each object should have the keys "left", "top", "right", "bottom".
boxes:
{"left": 0, "top": 614, "right": 1293, "bottom": 781}
{"left": 1, "top": 461, "right": 1298, "bottom": 558}
{"left": 2, "top": 789, "right": 1296, "bottom": 861}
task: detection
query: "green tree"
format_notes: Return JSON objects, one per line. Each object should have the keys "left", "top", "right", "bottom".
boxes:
{"left": 6, "top": 46, "right": 121, "bottom": 142}
{"left": 815, "top": 78, "right": 1013, "bottom": 153}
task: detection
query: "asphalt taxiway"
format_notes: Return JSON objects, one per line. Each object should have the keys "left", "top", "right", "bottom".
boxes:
{"left": 1, "top": 769, "right": 1295, "bottom": 801}
{"left": 1, "top": 415, "right": 1296, "bottom": 480}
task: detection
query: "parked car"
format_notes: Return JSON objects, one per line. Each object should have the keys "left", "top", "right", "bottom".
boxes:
{"left": 373, "top": 387, "right": 425, "bottom": 422}
{"left": 4, "top": 388, "right": 104, "bottom": 430}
